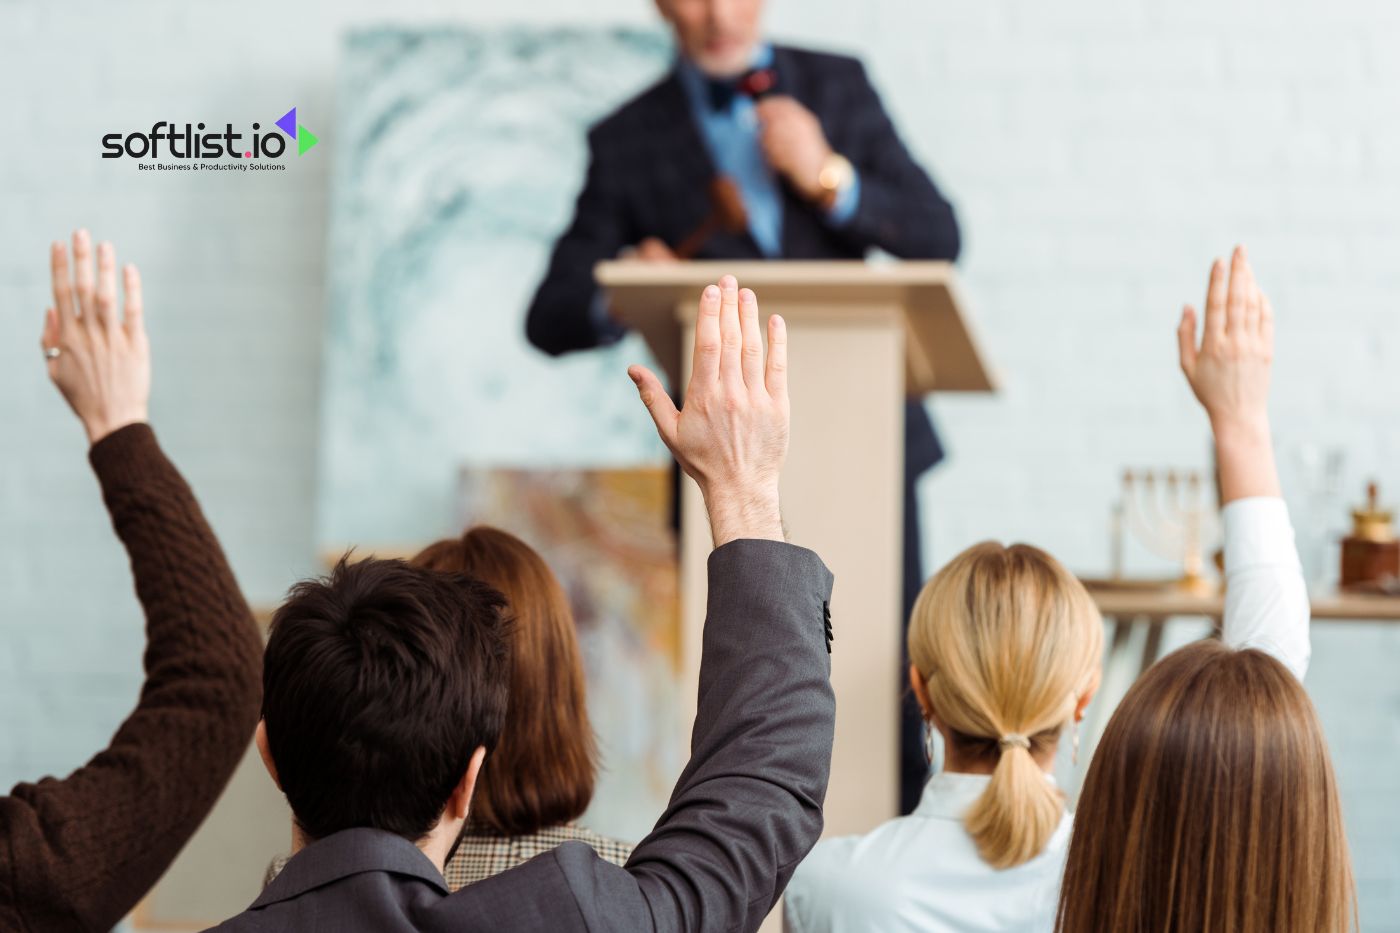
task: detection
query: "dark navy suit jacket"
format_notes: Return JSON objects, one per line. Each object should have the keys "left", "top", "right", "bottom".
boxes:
{"left": 525, "top": 44, "right": 960, "bottom": 475}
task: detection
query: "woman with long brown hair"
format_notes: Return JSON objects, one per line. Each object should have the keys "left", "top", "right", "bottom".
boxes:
{"left": 411, "top": 526, "right": 633, "bottom": 886}
{"left": 1055, "top": 248, "right": 1355, "bottom": 932}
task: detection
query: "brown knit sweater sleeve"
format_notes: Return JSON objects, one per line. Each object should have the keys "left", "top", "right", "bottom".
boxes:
{"left": 0, "top": 423, "right": 263, "bottom": 932}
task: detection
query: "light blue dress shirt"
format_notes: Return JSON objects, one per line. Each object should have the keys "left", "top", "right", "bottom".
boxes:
{"left": 674, "top": 44, "right": 860, "bottom": 257}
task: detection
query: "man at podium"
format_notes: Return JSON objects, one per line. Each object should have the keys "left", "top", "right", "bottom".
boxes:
{"left": 526, "top": 0, "right": 961, "bottom": 814}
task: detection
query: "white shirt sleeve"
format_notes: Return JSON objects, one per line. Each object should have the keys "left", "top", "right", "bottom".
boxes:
{"left": 1221, "top": 497, "right": 1311, "bottom": 680}
{"left": 782, "top": 840, "right": 841, "bottom": 933}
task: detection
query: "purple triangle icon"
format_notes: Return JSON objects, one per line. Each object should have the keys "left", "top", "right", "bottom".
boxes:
{"left": 275, "top": 107, "right": 297, "bottom": 138}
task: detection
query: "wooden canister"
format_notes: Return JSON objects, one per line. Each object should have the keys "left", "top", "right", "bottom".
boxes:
{"left": 1341, "top": 482, "right": 1400, "bottom": 588}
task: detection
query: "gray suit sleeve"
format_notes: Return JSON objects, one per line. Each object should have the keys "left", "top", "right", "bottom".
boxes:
{"left": 556, "top": 539, "right": 836, "bottom": 933}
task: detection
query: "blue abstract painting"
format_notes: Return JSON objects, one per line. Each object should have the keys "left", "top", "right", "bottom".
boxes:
{"left": 318, "top": 28, "right": 680, "bottom": 841}
{"left": 318, "top": 27, "right": 672, "bottom": 547}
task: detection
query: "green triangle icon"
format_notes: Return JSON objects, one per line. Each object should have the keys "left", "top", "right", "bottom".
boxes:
{"left": 297, "top": 124, "right": 318, "bottom": 156}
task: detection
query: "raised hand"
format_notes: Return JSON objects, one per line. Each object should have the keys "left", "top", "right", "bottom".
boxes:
{"left": 42, "top": 230, "right": 151, "bottom": 445}
{"left": 629, "top": 274, "right": 788, "bottom": 546}
{"left": 1177, "top": 245, "right": 1280, "bottom": 501}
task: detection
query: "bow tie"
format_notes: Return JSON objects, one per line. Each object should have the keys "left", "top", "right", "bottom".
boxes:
{"left": 705, "top": 78, "right": 741, "bottom": 113}
{"left": 705, "top": 67, "right": 778, "bottom": 112}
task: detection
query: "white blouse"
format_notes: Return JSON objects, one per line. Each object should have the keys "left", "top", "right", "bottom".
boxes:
{"left": 783, "top": 497, "right": 1310, "bottom": 933}
{"left": 784, "top": 771, "right": 1069, "bottom": 933}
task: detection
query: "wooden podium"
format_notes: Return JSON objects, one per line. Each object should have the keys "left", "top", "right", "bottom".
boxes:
{"left": 596, "top": 260, "right": 996, "bottom": 839}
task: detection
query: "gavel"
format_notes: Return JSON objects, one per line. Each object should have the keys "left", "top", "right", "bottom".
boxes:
{"left": 673, "top": 176, "right": 750, "bottom": 259}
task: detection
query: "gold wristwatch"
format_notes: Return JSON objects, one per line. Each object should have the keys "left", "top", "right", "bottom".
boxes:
{"left": 817, "top": 152, "right": 854, "bottom": 207}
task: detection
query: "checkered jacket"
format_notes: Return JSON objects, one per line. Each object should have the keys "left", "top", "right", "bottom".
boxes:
{"left": 264, "top": 823, "right": 633, "bottom": 892}
{"left": 444, "top": 824, "right": 633, "bottom": 889}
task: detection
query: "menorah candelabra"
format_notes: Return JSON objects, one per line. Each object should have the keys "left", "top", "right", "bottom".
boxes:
{"left": 1116, "top": 468, "right": 1218, "bottom": 594}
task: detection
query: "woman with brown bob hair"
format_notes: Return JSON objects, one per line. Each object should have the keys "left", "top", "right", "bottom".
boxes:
{"left": 1056, "top": 248, "right": 1355, "bottom": 932}
{"left": 262, "top": 524, "right": 632, "bottom": 890}
{"left": 412, "top": 525, "right": 633, "bottom": 886}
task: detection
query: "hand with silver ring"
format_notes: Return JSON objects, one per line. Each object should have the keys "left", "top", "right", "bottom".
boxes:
{"left": 42, "top": 229, "right": 150, "bottom": 444}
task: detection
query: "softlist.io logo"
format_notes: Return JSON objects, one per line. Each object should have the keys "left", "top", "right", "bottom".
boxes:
{"left": 102, "top": 107, "right": 318, "bottom": 172}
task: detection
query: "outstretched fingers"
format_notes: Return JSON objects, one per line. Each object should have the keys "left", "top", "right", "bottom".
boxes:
{"left": 1202, "top": 257, "right": 1227, "bottom": 348}
{"left": 765, "top": 313, "right": 788, "bottom": 401}
{"left": 51, "top": 241, "right": 76, "bottom": 333}
{"left": 691, "top": 283, "right": 722, "bottom": 385}
{"left": 1177, "top": 304, "right": 1198, "bottom": 377}
{"left": 40, "top": 307, "right": 58, "bottom": 376}
{"left": 40, "top": 306, "right": 57, "bottom": 348}
{"left": 1243, "top": 254, "right": 1263, "bottom": 338}
{"left": 72, "top": 229, "right": 95, "bottom": 323}
{"left": 629, "top": 364, "right": 680, "bottom": 451}
{"left": 123, "top": 264, "right": 145, "bottom": 335}
{"left": 95, "top": 241, "right": 117, "bottom": 331}
{"left": 1225, "top": 245, "right": 1250, "bottom": 337}
{"left": 717, "top": 274, "right": 742, "bottom": 390}
{"left": 738, "top": 287, "right": 763, "bottom": 389}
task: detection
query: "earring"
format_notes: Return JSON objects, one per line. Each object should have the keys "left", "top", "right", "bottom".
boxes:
{"left": 1072, "top": 719, "right": 1081, "bottom": 767}
{"left": 923, "top": 720, "right": 934, "bottom": 766}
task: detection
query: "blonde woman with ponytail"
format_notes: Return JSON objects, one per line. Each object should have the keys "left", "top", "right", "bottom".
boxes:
{"left": 784, "top": 541, "right": 1103, "bottom": 932}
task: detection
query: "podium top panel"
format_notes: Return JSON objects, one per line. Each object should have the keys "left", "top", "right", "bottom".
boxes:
{"left": 595, "top": 260, "right": 997, "bottom": 394}
{"left": 597, "top": 259, "right": 955, "bottom": 289}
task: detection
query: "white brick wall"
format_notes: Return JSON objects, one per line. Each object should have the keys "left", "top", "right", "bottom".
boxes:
{"left": 1, "top": 0, "right": 1396, "bottom": 924}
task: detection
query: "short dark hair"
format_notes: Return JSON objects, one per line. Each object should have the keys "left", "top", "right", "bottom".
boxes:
{"left": 262, "top": 555, "right": 511, "bottom": 843}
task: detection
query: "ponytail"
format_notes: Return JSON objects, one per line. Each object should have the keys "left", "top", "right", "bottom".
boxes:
{"left": 963, "top": 734, "right": 1065, "bottom": 870}
{"left": 908, "top": 542, "right": 1102, "bottom": 871}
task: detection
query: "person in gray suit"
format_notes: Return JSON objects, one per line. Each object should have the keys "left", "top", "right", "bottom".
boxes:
{"left": 208, "top": 274, "right": 836, "bottom": 933}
